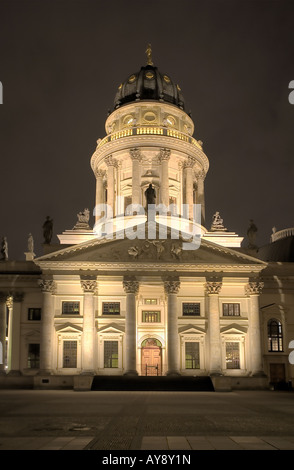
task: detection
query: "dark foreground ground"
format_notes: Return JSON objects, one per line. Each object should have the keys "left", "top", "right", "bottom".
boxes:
{"left": 0, "top": 389, "right": 293, "bottom": 452}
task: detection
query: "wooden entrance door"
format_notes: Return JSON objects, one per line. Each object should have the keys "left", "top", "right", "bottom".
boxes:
{"left": 141, "top": 339, "right": 162, "bottom": 376}
{"left": 270, "top": 363, "right": 286, "bottom": 384}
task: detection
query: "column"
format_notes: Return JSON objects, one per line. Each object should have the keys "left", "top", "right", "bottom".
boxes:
{"left": 7, "top": 293, "right": 23, "bottom": 375}
{"left": 123, "top": 277, "right": 139, "bottom": 375}
{"left": 196, "top": 170, "right": 206, "bottom": 226}
{"left": 80, "top": 276, "right": 97, "bottom": 374}
{"left": 94, "top": 168, "right": 105, "bottom": 223}
{"left": 38, "top": 279, "right": 56, "bottom": 374}
{"left": 183, "top": 156, "right": 195, "bottom": 220}
{"left": 130, "top": 148, "right": 142, "bottom": 206}
{"left": 246, "top": 280, "right": 264, "bottom": 376}
{"left": 0, "top": 293, "right": 7, "bottom": 374}
{"left": 164, "top": 279, "right": 181, "bottom": 375}
{"left": 159, "top": 148, "right": 171, "bottom": 208}
{"left": 105, "top": 155, "right": 117, "bottom": 218}
{"left": 206, "top": 279, "right": 222, "bottom": 375}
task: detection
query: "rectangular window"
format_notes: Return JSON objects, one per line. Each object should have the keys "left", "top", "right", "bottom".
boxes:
{"left": 62, "top": 301, "right": 80, "bottom": 315}
{"left": 144, "top": 299, "right": 157, "bottom": 305}
{"left": 223, "top": 303, "right": 240, "bottom": 316}
{"left": 27, "top": 344, "right": 40, "bottom": 369}
{"left": 142, "top": 311, "right": 161, "bottom": 323}
{"left": 185, "top": 342, "right": 200, "bottom": 369}
{"left": 63, "top": 341, "right": 77, "bottom": 368}
{"left": 182, "top": 303, "right": 201, "bottom": 316}
{"left": 28, "top": 308, "right": 41, "bottom": 321}
{"left": 104, "top": 341, "right": 118, "bottom": 368}
{"left": 226, "top": 342, "right": 240, "bottom": 369}
{"left": 102, "top": 302, "right": 120, "bottom": 315}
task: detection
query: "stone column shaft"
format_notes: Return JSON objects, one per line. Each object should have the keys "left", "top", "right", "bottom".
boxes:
{"left": 184, "top": 166, "right": 194, "bottom": 220}
{"left": 105, "top": 155, "right": 117, "bottom": 217}
{"left": 206, "top": 280, "right": 222, "bottom": 375}
{"left": 164, "top": 280, "right": 181, "bottom": 375}
{"left": 123, "top": 279, "right": 139, "bottom": 375}
{"left": 7, "top": 294, "right": 23, "bottom": 374}
{"left": 39, "top": 280, "right": 55, "bottom": 374}
{"left": 159, "top": 149, "right": 170, "bottom": 208}
{"left": 95, "top": 169, "right": 104, "bottom": 222}
{"left": 196, "top": 171, "right": 205, "bottom": 226}
{"left": 0, "top": 294, "right": 7, "bottom": 373}
{"left": 130, "top": 149, "right": 142, "bottom": 206}
{"left": 246, "top": 281, "right": 264, "bottom": 376}
{"left": 81, "top": 278, "right": 97, "bottom": 374}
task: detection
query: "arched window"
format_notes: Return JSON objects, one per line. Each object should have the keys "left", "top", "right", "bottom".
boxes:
{"left": 268, "top": 319, "right": 283, "bottom": 352}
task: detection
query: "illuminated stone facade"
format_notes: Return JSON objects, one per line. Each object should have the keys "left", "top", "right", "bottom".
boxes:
{"left": 0, "top": 52, "right": 293, "bottom": 391}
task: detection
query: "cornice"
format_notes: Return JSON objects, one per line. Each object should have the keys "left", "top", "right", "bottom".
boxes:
{"left": 91, "top": 134, "right": 209, "bottom": 174}
{"left": 35, "top": 260, "right": 265, "bottom": 274}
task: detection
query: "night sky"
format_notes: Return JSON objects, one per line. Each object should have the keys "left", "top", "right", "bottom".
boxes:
{"left": 0, "top": 0, "right": 294, "bottom": 260}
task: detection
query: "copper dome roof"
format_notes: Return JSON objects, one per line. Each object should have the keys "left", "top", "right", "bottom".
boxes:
{"left": 113, "top": 64, "right": 186, "bottom": 111}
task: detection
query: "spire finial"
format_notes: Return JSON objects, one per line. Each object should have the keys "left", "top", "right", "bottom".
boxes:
{"left": 146, "top": 43, "right": 153, "bottom": 66}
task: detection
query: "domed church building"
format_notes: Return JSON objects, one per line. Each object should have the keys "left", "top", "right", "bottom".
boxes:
{"left": 0, "top": 47, "right": 293, "bottom": 391}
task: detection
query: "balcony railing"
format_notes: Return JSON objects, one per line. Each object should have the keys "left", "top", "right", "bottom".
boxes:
{"left": 97, "top": 127, "right": 202, "bottom": 150}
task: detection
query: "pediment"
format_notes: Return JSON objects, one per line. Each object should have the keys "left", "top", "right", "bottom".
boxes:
{"left": 97, "top": 323, "right": 125, "bottom": 334}
{"left": 220, "top": 324, "right": 247, "bottom": 335}
{"left": 55, "top": 323, "right": 83, "bottom": 333}
{"left": 179, "top": 324, "right": 206, "bottom": 335}
{"left": 35, "top": 221, "right": 267, "bottom": 269}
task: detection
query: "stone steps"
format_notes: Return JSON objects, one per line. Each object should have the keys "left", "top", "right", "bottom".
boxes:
{"left": 91, "top": 375, "right": 215, "bottom": 391}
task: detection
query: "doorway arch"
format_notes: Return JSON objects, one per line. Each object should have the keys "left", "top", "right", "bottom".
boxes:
{"left": 141, "top": 338, "right": 162, "bottom": 376}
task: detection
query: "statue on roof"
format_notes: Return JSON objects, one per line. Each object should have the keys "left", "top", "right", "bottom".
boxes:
{"left": 247, "top": 219, "right": 258, "bottom": 249}
{"left": 27, "top": 233, "right": 34, "bottom": 253}
{"left": 73, "top": 208, "right": 91, "bottom": 230}
{"left": 43, "top": 216, "right": 53, "bottom": 244}
{"left": 1, "top": 237, "right": 8, "bottom": 261}
{"left": 211, "top": 211, "right": 227, "bottom": 232}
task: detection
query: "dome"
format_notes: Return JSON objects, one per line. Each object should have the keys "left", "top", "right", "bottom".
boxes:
{"left": 113, "top": 50, "right": 186, "bottom": 111}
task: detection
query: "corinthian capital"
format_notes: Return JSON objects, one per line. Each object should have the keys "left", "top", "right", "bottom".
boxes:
{"left": 183, "top": 156, "right": 196, "bottom": 169}
{"left": 80, "top": 276, "right": 97, "bottom": 294}
{"left": 164, "top": 279, "right": 180, "bottom": 294}
{"left": 105, "top": 155, "right": 118, "bottom": 167}
{"left": 38, "top": 279, "right": 56, "bottom": 294}
{"left": 158, "top": 148, "right": 171, "bottom": 162}
{"left": 123, "top": 277, "right": 139, "bottom": 294}
{"left": 129, "top": 148, "right": 142, "bottom": 161}
{"left": 205, "top": 279, "right": 222, "bottom": 295}
{"left": 94, "top": 168, "right": 105, "bottom": 178}
{"left": 195, "top": 169, "right": 206, "bottom": 181}
{"left": 245, "top": 281, "right": 264, "bottom": 296}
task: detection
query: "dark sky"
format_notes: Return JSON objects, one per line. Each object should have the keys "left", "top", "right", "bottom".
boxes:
{"left": 0, "top": 0, "right": 294, "bottom": 260}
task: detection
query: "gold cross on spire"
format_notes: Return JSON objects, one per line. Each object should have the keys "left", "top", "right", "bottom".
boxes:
{"left": 146, "top": 43, "right": 153, "bottom": 66}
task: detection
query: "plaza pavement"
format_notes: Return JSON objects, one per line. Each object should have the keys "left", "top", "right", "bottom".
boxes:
{"left": 0, "top": 389, "right": 294, "bottom": 451}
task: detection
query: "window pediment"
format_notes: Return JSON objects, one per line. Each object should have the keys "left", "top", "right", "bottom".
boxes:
{"left": 98, "top": 323, "right": 125, "bottom": 334}
{"left": 220, "top": 324, "right": 247, "bottom": 335}
{"left": 55, "top": 323, "right": 83, "bottom": 334}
